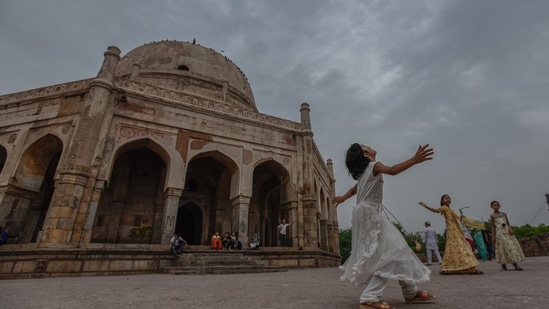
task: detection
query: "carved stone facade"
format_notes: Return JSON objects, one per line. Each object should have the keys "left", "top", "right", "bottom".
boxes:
{"left": 0, "top": 41, "right": 339, "bottom": 266}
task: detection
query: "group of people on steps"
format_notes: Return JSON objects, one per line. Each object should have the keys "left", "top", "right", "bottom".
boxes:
{"left": 210, "top": 231, "right": 243, "bottom": 250}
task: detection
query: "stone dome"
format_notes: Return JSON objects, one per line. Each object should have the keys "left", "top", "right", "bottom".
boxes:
{"left": 116, "top": 40, "right": 256, "bottom": 110}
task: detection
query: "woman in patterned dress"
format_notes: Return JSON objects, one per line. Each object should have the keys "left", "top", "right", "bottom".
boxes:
{"left": 490, "top": 200, "right": 525, "bottom": 270}
{"left": 418, "top": 195, "right": 484, "bottom": 274}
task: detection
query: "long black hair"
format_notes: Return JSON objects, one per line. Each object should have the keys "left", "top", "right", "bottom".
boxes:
{"left": 345, "top": 143, "right": 370, "bottom": 180}
{"left": 440, "top": 194, "right": 450, "bottom": 206}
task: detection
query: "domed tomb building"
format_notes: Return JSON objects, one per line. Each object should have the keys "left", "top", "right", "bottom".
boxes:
{"left": 0, "top": 41, "right": 339, "bottom": 277}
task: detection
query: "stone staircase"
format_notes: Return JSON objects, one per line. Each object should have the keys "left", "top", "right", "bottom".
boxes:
{"left": 161, "top": 251, "right": 288, "bottom": 275}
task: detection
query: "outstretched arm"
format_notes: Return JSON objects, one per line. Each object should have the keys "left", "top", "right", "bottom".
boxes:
{"left": 373, "top": 144, "right": 434, "bottom": 176}
{"left": 332, "top": 184, "right": 357, "bottom": 208}
{"left": 418, "top": 201, "right": 439, "bottom": 214}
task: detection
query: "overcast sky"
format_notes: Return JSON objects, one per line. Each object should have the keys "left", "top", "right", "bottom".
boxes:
{"left": 1, "top": 1, "right": 548, "bottom": 234}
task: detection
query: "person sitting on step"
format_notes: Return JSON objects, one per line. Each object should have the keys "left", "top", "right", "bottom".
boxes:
{"left": 250, "top": 232, "right": 261, "bottom": 250}
{"left": 211, "top": 232, "right": 222, "bottom": 250}
{"left": 231, "top": 232, "right": 242, "bottom": 250}
{"left": 170, "top": 232, "right": 187, "bottom": 259}
{"left": 222, "top": 232, "right": 233, "bottom": 250}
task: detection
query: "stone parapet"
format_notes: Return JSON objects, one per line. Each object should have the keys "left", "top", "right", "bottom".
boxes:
{"left": 518, "top": 233, "right": 549, "bottom": 257}
{"left": 114, "top": 78, "right": 302, "bottom": 131}
{"left": 0, "top": 80, "right": 91, "bottom": 106}
{"left": 0, "top": 245, "right": 340, "bottom": 279}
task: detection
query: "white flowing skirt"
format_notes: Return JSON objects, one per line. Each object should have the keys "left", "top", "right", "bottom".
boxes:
{"left": 340, "top": 202, "right": 430, "bottom": 286}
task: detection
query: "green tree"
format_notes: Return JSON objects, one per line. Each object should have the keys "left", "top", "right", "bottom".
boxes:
{"left": 339, "top": 228, "right": 352, "bottom": 264}
{"left": 394, "top": 223, "right": 425, "bottom": 253}
{"left": 483, "top": 221, "right": 549, "bottom": 239}
{"left": 510, "top": 223, "right": 549, "bottom": 239}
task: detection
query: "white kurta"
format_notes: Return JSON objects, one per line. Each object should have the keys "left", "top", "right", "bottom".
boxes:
{"left": 340, "top": 162, "right": 430, "bottom": 286}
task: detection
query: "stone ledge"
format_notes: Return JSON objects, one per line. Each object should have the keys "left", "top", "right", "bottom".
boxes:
{"left": 0, "top": 246, "right": 340, "bottom": 279}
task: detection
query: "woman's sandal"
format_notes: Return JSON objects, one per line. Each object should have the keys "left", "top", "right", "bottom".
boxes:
{"left": 359, "top": 301, "right": 394, "bottom": 309}
{"left": 514, "top": 266, "right": 523, "bottom": 271}
{"left": 469, "top": 269, "right": 484, "bottom": 274}
{"left": 501, "top": 264, "right": 507, "bottom": 270}
{"left": 405, "top": 290, "right": 436, "bottom": 304}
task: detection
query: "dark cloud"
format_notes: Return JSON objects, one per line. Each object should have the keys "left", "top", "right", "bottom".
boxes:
{"left": 1, "top": 0, "right": 548, "bottom": 233}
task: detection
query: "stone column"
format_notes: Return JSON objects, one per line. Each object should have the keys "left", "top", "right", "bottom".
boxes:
{"left": 79, "top": 180, "right": 106, "bottom": 243}
{"left": 326, "top": 158, "right": 339, "bottom": 252}
{"left": 328, "top": 224, "right": 340, "bottom": 254}
{"left": 299, "top": 102, "right": 318, "bottom": 248}
{"left": 231, "top": 194, "right": 250, "bottom": 246}
{"left": 300, "top": 102, "right": 312, "bottom": 131}
{"left": 302, "top": 194, "right": 318, "bottom": 247}
{"left": 319, "top": 219, "right": 328, "bottom": 251}
{"left": 107, "top": 202, "right": 124, "bottom": 242}
{"left": 326, "top": 224, "right": 334, "bottom": 253}
{"left": 285, "top": 200, "right": 298, "bottom": 247}
{"left": 161, "top": 188, "right": 182, "bottom": 244}
{"left": 39, "top": 46, "right": 121, "bottom": 245}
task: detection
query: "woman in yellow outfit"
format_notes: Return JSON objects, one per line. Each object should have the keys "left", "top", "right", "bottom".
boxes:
{"left": 418, "top": 195, "right": 483, "bottom": 274}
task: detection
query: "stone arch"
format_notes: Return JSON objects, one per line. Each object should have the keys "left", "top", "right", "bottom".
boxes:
{"left": 91, "top": 138, "right": 168, "bottom": 244}
{"left": 104, "top": 137, "right": 172, "bottom": 188}
{"left": 175, "top": 201, "right": 204, "bottom": 245}
{"left": 15, "top": 134, "right": 63, "bottom": 192}
{"left": 0, "top": 144, "right": 6, "bottom": 175}
{"left": 9, "top": 134, "right": 63, "bottom": 243}
{"left": 251, "top": 159, "right": 291, "bottom": 247}
{"left": 183, "top": 150, "right": 238, "bottom": 245}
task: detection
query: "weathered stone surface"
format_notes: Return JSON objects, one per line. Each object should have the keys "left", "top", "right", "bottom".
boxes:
{"left": 82, "top": 260, "right": 109, "bottom": 272}
{"left": 47, "top": 261, "right": 82, "bottom": 273}
{"left": 0, "top": 40, "right": 339, "bottom": 278}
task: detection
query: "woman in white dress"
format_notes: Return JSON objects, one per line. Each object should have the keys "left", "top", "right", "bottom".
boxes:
{"left": 333, "top": 144, "right": 435, "bottom": 309}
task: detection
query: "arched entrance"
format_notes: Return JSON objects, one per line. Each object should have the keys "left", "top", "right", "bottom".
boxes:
{"left": 251, "top": 160, "right": 291, "bottom": 247}
{"left": 0, "top": 145, "right": 6, "bottom": 174}
{"left": 7, "top": 134, "right": 63, "bottom": 244}
{"left": 182, "top": 151, "right": 237, "bottom": 245}
{"left": 92, "top": 141, "right": 167, "bottom": 244}
{"left": 176, "top": 203, "right": 203, "bottom": 245}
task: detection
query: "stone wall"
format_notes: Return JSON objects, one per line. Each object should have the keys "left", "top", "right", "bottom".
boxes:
{"left": 0, "top": 245, "right": 340, "bottom": 279}
{"left": 518, "top": 233, "right": 549, "bottom": 257}
{"left": 0, "top": 244, "right": 171, "bottom": 280}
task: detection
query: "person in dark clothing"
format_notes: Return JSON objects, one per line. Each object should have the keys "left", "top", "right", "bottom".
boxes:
{"left": 481, "top": 230, "right": 496, "bottom": 260}
{"left": 0, "top": 226, "right": 8, "bottom": 245}
{"left": 222, "top": 232, "right": 233, "bottom": 250}
{"left": 170, "top": 233, "right": 187, "bottom": 259}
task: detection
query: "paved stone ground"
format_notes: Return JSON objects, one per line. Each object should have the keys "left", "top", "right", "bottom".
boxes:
{"left": 2, "top": 256, "right": 549, "bottom": 309}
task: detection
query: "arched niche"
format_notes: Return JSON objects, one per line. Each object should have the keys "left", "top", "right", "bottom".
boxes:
{"left": 250, "top": 159, "right": 290, "bottom": 247}
{"left": 10, "top": 134, "right": 63, "bottom": 243}
{"left": 91, "top": 139, "right": 167, "bottom": 244}
{"left": 181, "top": 150, "right": 238, "bottom": 245}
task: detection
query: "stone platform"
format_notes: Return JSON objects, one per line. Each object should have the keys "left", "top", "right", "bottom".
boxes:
{"left": 162, "top": 251, "right": 287, "bottom": 275}
{"left": 0, "top": 244, "right": 339, "bottom": 279}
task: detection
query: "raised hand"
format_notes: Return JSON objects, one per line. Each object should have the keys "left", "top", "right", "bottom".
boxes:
{"left": 413, "top": 144, "right": 434, "bottom": 163}
{"left": 332, "top": 196, "right": 346, "bottom": 208}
